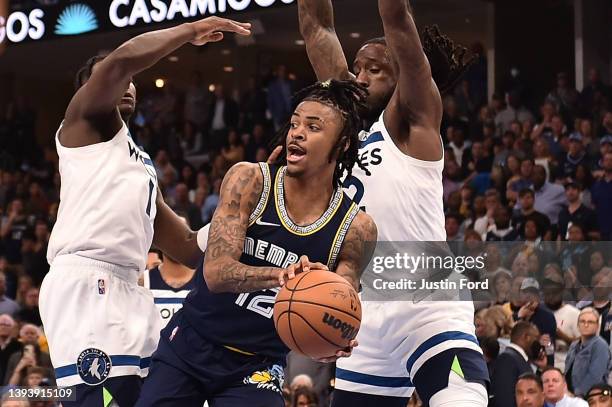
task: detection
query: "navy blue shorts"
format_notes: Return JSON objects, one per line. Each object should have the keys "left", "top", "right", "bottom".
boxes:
{"left": 62, "top": 375, "right": 142, "bottom": 407}
{"left": 135, "top": 312, "right": 285, "bottom": 407}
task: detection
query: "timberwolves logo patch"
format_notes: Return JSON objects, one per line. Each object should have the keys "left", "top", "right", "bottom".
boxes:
{"left": 77, "top": 348, "right": 111, "bottom": 385}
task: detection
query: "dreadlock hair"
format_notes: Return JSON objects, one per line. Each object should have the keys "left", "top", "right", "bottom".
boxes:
{"left": 422, "top": 25, "right": 476, "bottom": 94}
{"left": 74, "top": 55, "right": 107, "bottom": 90}
{"left": 270, "top": 79, "right": 369, "bottom": 188}
{"left": 360, "top": 26, "right": 475, "bottom": 95}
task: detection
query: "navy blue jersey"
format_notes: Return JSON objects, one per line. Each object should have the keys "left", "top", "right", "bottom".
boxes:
{"left": 182, "top": 163, "right": 360, "bottom": 360}
{"left": 143, "top": 266, "right": 196, "bottom": 326}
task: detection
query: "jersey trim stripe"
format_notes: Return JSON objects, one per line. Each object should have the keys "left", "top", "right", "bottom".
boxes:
{"left": 336, "top": 367, "right": 413, "bottom": 388}
{"left": 223, "top": 345, "right": 256, "bottom": 356}
{"left": 153, "top": 298, "right": 186, "bottom": 304}
{"left": 327, "top": 203, "right": 360, "bottom": 269}
{"left": 405, "top": 331, "right": 479, "bottom": 374}
{"left": 55, "top": 355, "right": 151, "bottom": 379}
{"left": 248, "top": 163, "right": 272, "bottom": 226}
{"left": 274, "top": 166, "right": 344, "bottom": 236}
{"left": 359, "top": 131, "right": 384, "bottom": 148}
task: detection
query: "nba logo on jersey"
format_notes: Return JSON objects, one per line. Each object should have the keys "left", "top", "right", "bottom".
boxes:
{"left": 77, "top": 348, "right": 112, "bottom": 385}
{"left": 98, "top": 279, "right": 105, "bottom": 295}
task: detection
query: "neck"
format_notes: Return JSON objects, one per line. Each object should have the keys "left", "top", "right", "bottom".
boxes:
{"left": 568, "top": 200, "right": 581, "bottom": 210}
{"left": 522, "top": 207, "right": 534, "bottom": 215}
{"left": 581, "top": 334, "right": 594, "bottom": 343}
{"left": 549, "top": 395, "right": 563, "bottom": 403}
{"left": 159, "top": 261, "right": 193, "bottom": 281}
{"left": 283, "top": 169, "right": 335, "bottom": 226}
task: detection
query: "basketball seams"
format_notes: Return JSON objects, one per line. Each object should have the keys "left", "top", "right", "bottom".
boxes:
{"left": 284, "top": 279, "right": 353, "bottom": 292}
{"left": 274, "top": 299, "right": 361, "bottom": 322}
{"left": 286, "top": 271, "right": 312, "bottom": 356}
{"left": 291, "top": 311, "right": 344, "bottom": 349}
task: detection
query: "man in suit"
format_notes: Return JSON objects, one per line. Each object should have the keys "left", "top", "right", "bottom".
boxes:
{"left": 492, "top": 322, "right": 542, "bottom": 407}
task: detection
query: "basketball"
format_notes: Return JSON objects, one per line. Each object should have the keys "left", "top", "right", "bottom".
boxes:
{"left": 273, "top": 270, "right": 362, "bottom": 360}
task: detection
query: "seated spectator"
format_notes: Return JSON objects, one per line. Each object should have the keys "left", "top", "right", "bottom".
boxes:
{"left": 474, "top": 189, "right": 501, "bottom": 238}
{"left": 171, "top": 183, "right": 203, "bottom": 230}
{"left": 292, "top": 386, "right": 319, "bottom": 407}
{"left": 486, "top": 206, "right": 519, "bottom": 242}
{"left": 493, "top": 271, "right": 513, "bottom": 305}
{"left": 533, "top": 136, "right": 556, "bottom": 181}
{"left": 584, "top": 383, "right": 612, "bottom": 407}
{"left": 4, "top": 325, "right": 52, "bottom": 386}
{"left": 447, "top": 126, "right": 470, "bottom": 167}
{"left": 22, "top": 366, "right": 48, "bottom": 388}
{"left": 508, "top": 158, "right": 535, "bottom": 203}
{"left": 14, "top": 288, "right": 41, "bottom": 326}
{"left": 591, "top": 152, "right": 612, "bottom": 240}
{"left": 491, "top": 322, "right": 541, "bottom": 407}
{"left": 0, "top": 315, "right": 21, "bottom": 379}
{"left": 201, "top": 177, "right": 222, "bottom": 224}
{"left": 445, "top": 213, "right": 464, "bottom": 242}
{"left": 558, "top": 183, "right": 599, "bottom": 241}
{"left": 1, "top": 199, "right": 28, "bottom": 264}
{"left": 495, "top": 91, "right": 535, "bottom": 135}
{"left": 513, "top": 189, "right": 552, "bottom": 241}
{"left": 542, "top": 366, "right": 588, "bottom": 407}
{"left": 515, "top": 373, "right": 547, "bottom": 407}
{"left": 0, "top": 273, "right": 19, "bottom": 317}
{"left": 479, "top": 335, "right": 501, "bottom": 377}
{"left": 542, "top": 265, "right": 580, "bottom": 371}
{"left": 546, "top": 72, "right": 579, "bottom": 120}
{"left": 560, "top": 133, "right": 590, "bottom": 180}
{"left": 592, "top": 135, "right": 612, "bottom": 175}
{"left": 532, "top": 165, "right": 566, "bottom": 231}
{"left": 221, "top": 129, "right": 245, "bottom": 167}
{"left": 462, "top": 141, "right": 493, "bottom": 176}
{"left": 565, "top": 308, "right": 611, "bottom": 397}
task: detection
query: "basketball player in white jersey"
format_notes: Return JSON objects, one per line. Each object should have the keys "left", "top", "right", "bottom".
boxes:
{"left": 140, "top": 216, "right": 196, "bottom": 328}
{"left": 39, "top": 17, "right": 251, "bottom": 407}
{"left": 298, "top": 1, "right": 489, "bottom": 406}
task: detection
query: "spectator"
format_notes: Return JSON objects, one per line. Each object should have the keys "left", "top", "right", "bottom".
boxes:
{"left": 565, "top": 308, "right": 611, "bottom": 397}
{"left": 584, "top": 383, "right": 612, "bottom": 407}
{"left": 209, "top": 84, "right": 239, "bottom": 150}
{"left": 171, "top": 183, "right": 203, "bottom": 230}
{"left": 558, "top": 183, "right": 599, "bottom": 242}
{"left": 495, "top": 91, "right": 535, "bottom": 135}
{"left": 542, "top": 366, "right": 588, "bottom": 407}
{"left": 445, "top": 213, "right": 464, "bottom": 242}
{"left": 14, "top": 287, "right": 40, "bottom": 326}
{"left": 0, "top": 273, "right": 19, "bottom": 317}
{"left": 592, "top": 135, "right": 612, "bottom": 175}
{"left": 183, "top": 72, "right": 210, "bottom": 130}
{"left": 546, "top": 72, "right": 579, "bottom": 120}
{"left": 591, "top": 152, "right": 612, "bottom": 240}
{"left": 4, "top": 325, "right": 52, "bottom": 386}
{"left": 474, "top": 189, "right": 501, "bottom": 238}
{"left": 240, "top": 77, "right": 268, "bottom": 131}
{"left": 0, "top": 315, "right": 21, "bottom": 378}
{"left": 285, "top": 352, "right": 333, "bottom": 406}
{"left": 479, "top": 335, "right": 501, "bottom": 376}
{"left": 267, "top": 65, "right": 293, "bottom": 131}
{"left": 559, "top": 133, "right": 590, "bottom": 180}
{"left": 1, "top": 199, "right": 28, "bottom": 264}
{"left": 542, "top": 265, "right": 580, "bottom": 371}
{"left": 532, "top": 165, "right": 566, "bottom": 230}
{"left": 491, "top": 322, "right": 541, "bottom": 407}
{"left": 201, "top": 177, "right": 222, "bottom": 224}
{"left": 513, "top": 189, "right": 552, "bottom": 241}
{"left": 600, "top": 110, "right": 612, "bottom": 138}
{"left": 508, "top": 158, "right": 535, "bottom": 203}
{"left": 292, "top": 386, "right": 319, "bottom": 407}
{"left": 221, "top": 129, "right": 245, "bottom": 167}
{"left": 580, "top": 68, "right": 611, "bottom": 116}
{"left": 487, "top": 206, "right": 519, "bottom": 242}
{"left": 515, "top": 373, "right": 547, "bottom": 407}
{"left": 462, "top": 141, "right": 494, "bottom": 176}
{"left": 533, "top": 137, "right": 556, "bottom": 181}
{"left": 493, "top": 271, "right": 513, "bottom": 305}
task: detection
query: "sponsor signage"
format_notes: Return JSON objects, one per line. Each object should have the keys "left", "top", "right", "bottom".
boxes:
{"left": 0, "top": 0, "right": 294, "bottom": 45}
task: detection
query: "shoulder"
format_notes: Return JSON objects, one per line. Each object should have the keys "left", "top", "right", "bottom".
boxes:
{"left": 346, "top": 211, "right": 377, "bottom": 244}
{"left": 222, "top": 162, "right": 264, "bottom": 190}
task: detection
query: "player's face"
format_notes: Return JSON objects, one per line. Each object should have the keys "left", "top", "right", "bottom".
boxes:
{"left": 516, "top": 379, "right": 545, "bottom": 407}
{"left": 286, "top": 101, "right": 343, "bottom": 179}
{"left": 353, "top": 43, "right": 396, "bottom": 121}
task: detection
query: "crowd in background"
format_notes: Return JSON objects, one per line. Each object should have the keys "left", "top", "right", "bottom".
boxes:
{"left": 0, "top": 49, "right": 611, "bottom": 406}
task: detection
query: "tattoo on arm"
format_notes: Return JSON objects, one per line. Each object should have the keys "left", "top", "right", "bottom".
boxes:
{"left": 205, "top": 164, "right": 283, "bottom": 293}
{"left": 335, "top": 213, "right": 378, "bottom": 290}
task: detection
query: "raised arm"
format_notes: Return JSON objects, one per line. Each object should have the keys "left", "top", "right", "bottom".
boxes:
{"left": 379, "top": 0, "right": 443, "bottom": 160}
{"left": 61, "top": 17, "right": 251, "bottom": 147}
{"left": 334, "top": 211, "right": 377, "bottom": 291}
{"left": 298, "top": 0, "right": 353, "bottom": 81}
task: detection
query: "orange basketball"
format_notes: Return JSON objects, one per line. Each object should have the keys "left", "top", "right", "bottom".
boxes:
{"left": 273, "top": 270, "right": 361, "bottom": 359}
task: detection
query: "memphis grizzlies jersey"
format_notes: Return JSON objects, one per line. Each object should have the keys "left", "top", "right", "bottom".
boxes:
{"left": 143, "top": 266, "right": 195, "bottom": 327}
{"left": 182, "top": 163, "right": 360, "bottom": 360}
{"left": 48, "top": 121, "right": 158, "bottom": 272}
{"left": 343, "top": 112, "right": 445, "bottom": 241}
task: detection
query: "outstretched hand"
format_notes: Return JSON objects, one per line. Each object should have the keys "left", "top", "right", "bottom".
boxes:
{"left": 190, "top": 16, "right": 251, "bottom": 46}
{"left": 266, "top": 146, "right": 283, "bottom": 164}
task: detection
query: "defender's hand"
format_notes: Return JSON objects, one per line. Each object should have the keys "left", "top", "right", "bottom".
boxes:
{"left": 267, "top": 146, "right": 283, "bottom": 164}
{"left": 189, "top": 17, "right": 251, "bottom": 46}
{"left": 316, "top": 340, "right": 359, "bottom": 363}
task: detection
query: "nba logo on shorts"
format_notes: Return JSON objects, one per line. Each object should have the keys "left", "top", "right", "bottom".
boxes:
{"left": 77, "top": 348, "right": 112, "bottom": 385}
{"left": 98, "top": 279, "right": 105, "bottom": 294}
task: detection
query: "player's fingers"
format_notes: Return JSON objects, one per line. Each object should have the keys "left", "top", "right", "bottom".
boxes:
{"left": 300, "top": 255, "right": 310, "bottom": 273}
{"left": 335, "top": 350, "right": 351, "bottom": 358}
{"left": 287, "top": 264, "right": 296, "bottom": 280}
{"left": 278, "top": 269, "right": 286, "bottom": 287}
{"left": 309, "top": 262, "right": 329, "bottom": 271}
{"left": 266, "top": 146, "right": 283, "bottom": 164}
{"left": 349, "top": 339, "right": 359, "bottom": 348}
{"left": 220, "top": 20, "right": 251, "bottom": 35}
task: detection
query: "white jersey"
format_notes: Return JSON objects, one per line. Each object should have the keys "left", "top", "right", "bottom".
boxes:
{"left": 48, "top": 121, "right": 158, "bottom": 272}
{"left": 142, "top": 266, "right": 194, "bottom": 327}
{"left": 344, "top": 112, "right": 446, "bottom": 241}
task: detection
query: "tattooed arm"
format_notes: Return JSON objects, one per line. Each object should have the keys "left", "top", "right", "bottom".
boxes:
{"left": 298, "top": 0, "right": 354, "bottom": 81}
{"left": 334, "top": 211, "right": 378, "bottom": 291}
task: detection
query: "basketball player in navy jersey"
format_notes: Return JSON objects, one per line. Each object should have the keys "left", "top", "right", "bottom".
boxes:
{"left": 136, "top": 80, "right": 378, "bottom": 407}
{"left": 298, "top": 1, "right": 489, "bottom": 406}
{"left": 39, "top": 17, "right": 251, "bottom": 407}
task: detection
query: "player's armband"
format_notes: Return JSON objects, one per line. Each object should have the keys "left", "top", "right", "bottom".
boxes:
{"left": 197, "top": 224, "right": 210, "bottom": 252}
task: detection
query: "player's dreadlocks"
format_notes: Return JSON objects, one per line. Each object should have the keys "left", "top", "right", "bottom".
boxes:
{"left": 271, "top": 79, "right": 369, "bottom": 188}
{"left": 74, "top": 55, "right": 107, "bottom": 90}
{"left": 422, "top": 25, "right": 476, "bottom": 94}
{"left": 362, "top": 25, "right": 475, "bottom": 95}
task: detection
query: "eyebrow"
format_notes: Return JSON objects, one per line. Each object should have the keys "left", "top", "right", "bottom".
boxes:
{"left": 292, "top": 112, "right": 324, "bottom": 122}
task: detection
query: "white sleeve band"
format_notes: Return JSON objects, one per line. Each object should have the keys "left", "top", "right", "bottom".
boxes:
{"left": 197, "top": 223, "right": 211, "bottom": 253}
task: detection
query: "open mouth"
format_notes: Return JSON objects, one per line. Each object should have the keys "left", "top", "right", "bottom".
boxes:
{"left": 120, "top": 95, "right": 135, "bottom": 105}
{"left": 287, "top": 144, "right": 306, "bottom": 163}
